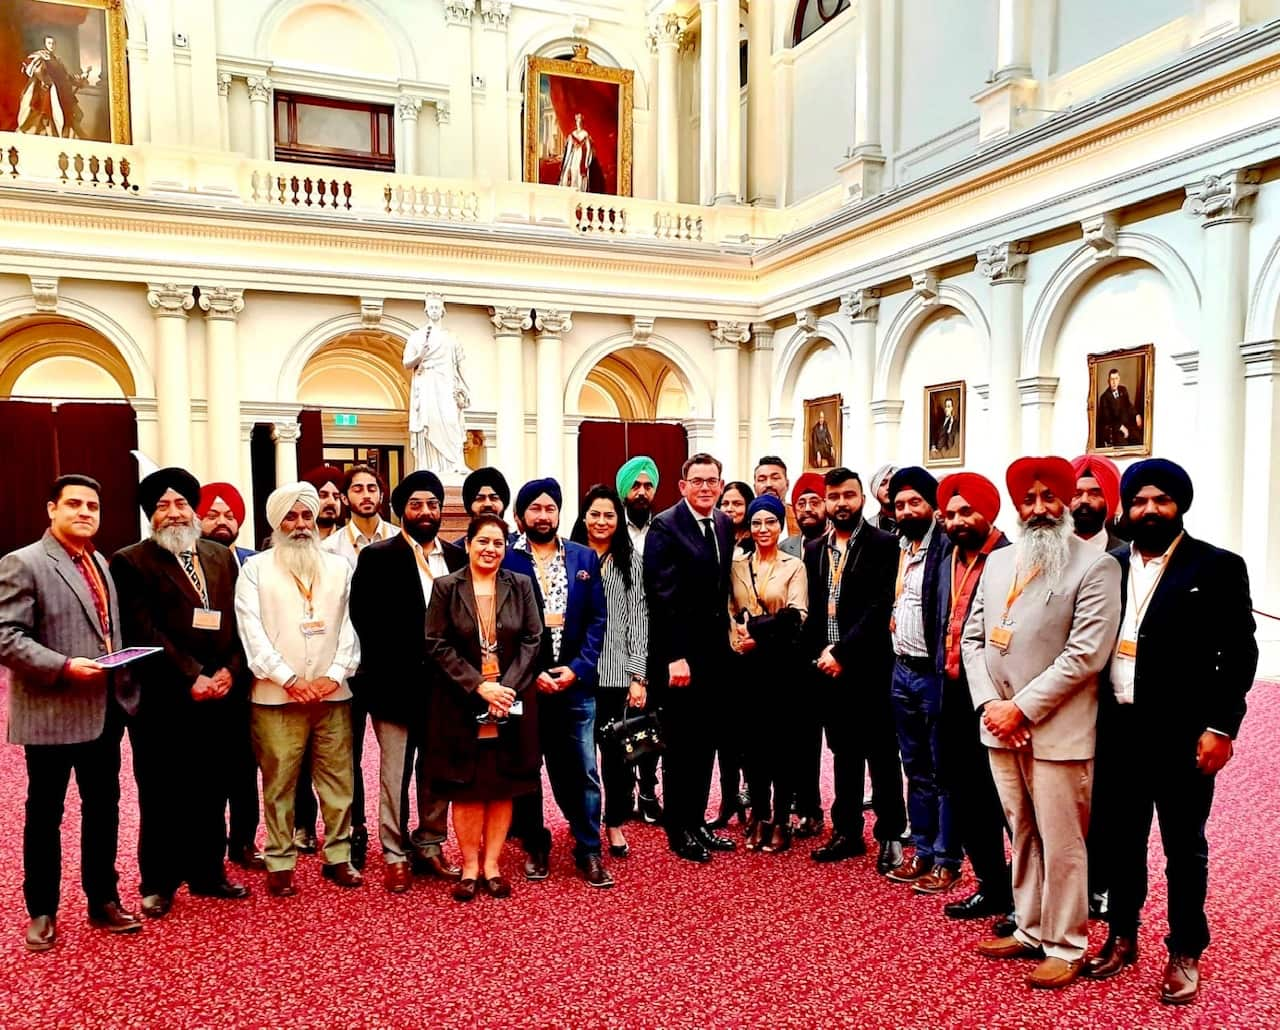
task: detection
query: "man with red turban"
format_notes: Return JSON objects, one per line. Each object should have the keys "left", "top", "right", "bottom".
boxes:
{"left": 1069, "top": 455, "right": 1122, "bottom": 553}
{"left": 199, "top": 482, "right": 255, "bottom": 568}
{"left": 962, "top": 456, "right": 1121, "bottom": 990}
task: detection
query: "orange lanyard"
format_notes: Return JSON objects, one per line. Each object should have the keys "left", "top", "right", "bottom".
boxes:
{"left": 290, "top": 573, "right": 315, "bottom": 617}
{"left": 475, "top": 592, "right": 497, "bottom": 651}
{"left": 749, "top": 553, "right": 777, "bottom": 614}
{"left": 1128, "top": 534, "right": 1183, "bottom": 628}
{"left": 894, "top": 542, "right": 924, "bottom": 602}
{"left": 949, "top": 550, "right": 980, "bottom": 613}
{"left": 530, "top": 542, "right": 561, "bottom": 598}
{"left": 405, "top": 530, "right": 437, "bottom": 581}
{"left": 79, "top": 553, "right": 112, "bottom": 644}
{"left": 828, "top": 537, "right": 851, "bottom": 593}
{"left": 1001, "top": 567, "right": 1041, "bottom": 623}
{"left": 347, "top": 519, "right": 383, "bottom": 552}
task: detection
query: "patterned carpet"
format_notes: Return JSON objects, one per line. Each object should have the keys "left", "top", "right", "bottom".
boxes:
{"left": 0, "top": 679, "right": 1277, "bottom": 1029}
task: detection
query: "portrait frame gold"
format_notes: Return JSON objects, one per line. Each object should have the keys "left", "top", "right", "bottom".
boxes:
{"left": 1087, "top": 343, "right": 1155, "bottom": 457}
{"left": 923, "top": 380, "right": 965, "bottom": 468}
{"left": 802, "top": 393, "right": 842, "bottom": 472}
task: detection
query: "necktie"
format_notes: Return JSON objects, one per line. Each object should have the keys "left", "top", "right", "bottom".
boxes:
{"left": 701, "top": 518, "right": 718, "bottom": 562}
{"left": 180, "top": 551, "right": 209, "bottom": 607}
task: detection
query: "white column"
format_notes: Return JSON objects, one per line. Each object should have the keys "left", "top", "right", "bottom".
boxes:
{"left": 772, "top": 49, "right": 795, "bottom": 207}
{"left": 746, "top": 0, "right": 776, "bottom": 206}
{"left": 441, "top": 1, "right": 476, "bottom": 179}
{"left": 534, "top": 310, "right": 572, "bottom": 484}
{"left": 562, "top": 416, "right": 583, "bottom": 527}
{"left": 768, "top": 416, "right": 795, "bottom": 460}
{"left": 238, "top": 421, "right": 257, "bottom": 549}
{"left": 396, "top": 94, "right": 422, "bottom": 175}
{"left": 491, "top": 305, "right": 531, "bottom": 485}
{"left": 272, "top": 421, "right": 300, "bottom": 487}
{"left": 977, "top": 241, "right": 1030, "bottom": 467}
{"left": 246, "top": 76, "right": 273, "bottom": 161}
{"left": 1184, "top": 169, "right": 1259, "bottom": 550}
{"left": 840, "top": 289, "right": 880, "bottom": 467}
{"left": 1017, "top": 376, "right": 1059, "bottom": 453}
{"left": 836, "top": 0, "right": 885, "bottom": 202}
{"left": 198, "top": 287, "right": 245, "bottom": 485}
{"left": 146, "top": 283, "right": 195, "bottom": 469}
{"left": 650, "top": 13, "right": 687, "bottom": 204}
{"left": 1242, "top": 339, "right": 1280, "bottom": 612}
{"left": 870, "top": 399, "right": 904, "bottom": 463}
{"left": 711, "top": 321, "right": 748, "bottom": 468}
{"left": 478, "top": 1, "right": 512, "bottom": 181}
{"left": 748, "top": 325, "right": 775, "bottom": 462}
{"left": 713, "top": 0, "right": 741, "bottom": 205}
{"left": 217, "top": 73, "right": 232, "bottom": 151}
{"left": 698, "top": 0, "right": 718, "bottom": 205}
{"left": 995, "top": 0, "right": 1033, "bottom": 76}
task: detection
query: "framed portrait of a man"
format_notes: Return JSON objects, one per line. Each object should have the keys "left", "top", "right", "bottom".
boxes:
{"left": 803, "top": 394, "right": 841, "bottom": 471}
{"left": 924, "top": 381, "right": 965, "bottom": 468}
{"left": 1087, "top": 344, "right": 1154, "bottom": 457}
{"left": 0, "top": 0, "right": 131, "bottom": 144}
{"left": 523, "top": 45, "right": 634, "bottom": 197}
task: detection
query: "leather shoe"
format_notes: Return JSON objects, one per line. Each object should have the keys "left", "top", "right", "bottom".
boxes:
{"left": 976, "top": 936, "right": 1044, "bottom": 960}
{"left": 483, "top": 875, "right": 512, "bottom": 899}
{"left": 694, "top": 826, "right": 736, "bottom": 852}
{"left": 25, "top": 915, "right": 56, "bottom": 952}
{"left": 384, "top": 860, "right": 411, "bottom": 894}
{"left": 412, "top": 853, "right": 463, "bottom": 881}
{"left": 993, "top": 914, "right": 1018, "bottom": 938}
{"left": 793, "top": 815, "right": 825, "bottom": 839}
{"left": 886, "top": 854, "right": 934, "bottom": 883}
{"left": 913, "top": 865, "right": 962, "bottom": 895}
{"left": 1026, "top": 957, "right": 1084, "bottom": 989}
{"left": 668, "top": 830, "right": 711, "bottom": 863}
{"left": 266, "top": 870, "right": 297, "bottom": 897}
{"left": 577, "top": 854, "right": 615, "bottom": 888}
{"left": 292, "top": 827, "right": 317, "bottom": 854}
{"left": 189, "top": 879, "right": 251, "bottom": 900}
{"left": 452, "top": 878, "right": 479, "bottom": 902}
{"left": 1084, "top": 933, "right": 1138, "bottom": 979}
{"left": 229, "top": 844, "right": 266, "bottom": 871}
{"left": 636, "top": 794, "right": 663, "bottom": 825}
{"left": 945, "top": 891, "right": 1012, "bottom": 920}
{"left": 876, "top": 840, "right": 904, "bottom": 874}
{"left": 88, "top": 901, "right": 142, "bottom": 934}
{"left": 811, "top": 833, "right": 866, "bottom": 862}
{"left": 321, "top": 862, "right": 363, "bottom": 888}
{"left": 140, "top": 893, "right": 173, "bottom": 920}
{"left": 1161, "top": 954, "right": 1200, "bottom": 1005}
{"left": 523, "top": 851, "right": 550, "bottom": 881}
{"left": 350, "top": 826, "right": 369, "bottom": 871}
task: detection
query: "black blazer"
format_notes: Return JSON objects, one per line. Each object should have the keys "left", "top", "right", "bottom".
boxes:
{"left": 916, "top": 528, "right": 948, "bottom": 662}
{"left": 110, "top": 538, "right": 246, "bottom": 713}
{"left": 802, "top": 522, "right": 898, "bottom": 675}
{"left": 423, "top": 568, "right": 543, "bottom": 789}
{"left": 643, "top": 501, "right": 734, "bottom": 682}
{"left": 349, "top": 533, "right": 466, "bottom": 724}
{"left": 932, "top": 532, "right": 1011, "bottom": 680}
{"left": 1112, "top": 534, "right": 1257, "bottom": 746}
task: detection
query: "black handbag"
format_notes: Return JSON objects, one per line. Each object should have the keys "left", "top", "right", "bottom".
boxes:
{"left": 600, "top": 707, "right": 665, "bottom": 765}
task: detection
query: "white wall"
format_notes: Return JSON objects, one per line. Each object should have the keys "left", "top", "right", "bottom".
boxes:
{"left": 789, "top": 16, "right": 856, "bottom": 202}
{"left": 1052, "top": 0, "right": 1192, "bottom": 75}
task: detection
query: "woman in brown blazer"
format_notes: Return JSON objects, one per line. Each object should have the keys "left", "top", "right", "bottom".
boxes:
{"left": 425, "top": 514, "right": 543, "bottom": 901}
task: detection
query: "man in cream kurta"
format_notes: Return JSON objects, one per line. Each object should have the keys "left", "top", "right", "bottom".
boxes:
{"left": 235, "top": 483, "right": 362, "bottom": 896}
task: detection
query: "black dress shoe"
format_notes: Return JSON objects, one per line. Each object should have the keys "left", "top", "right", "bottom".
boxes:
{"left": 452, "top": 878, "right": 479, "bottom": 902}
{"left": 637, "top": 794, "right": 663, "bottom": 825}
{"left": 993, "top": 914, "right": 1018, "bottom": 938}
{"left": 945, "top": 890, "right": 1013, "bottom": 920}
{"left": 90, "top": 901, "right": 143, "bottom": 933}
{"left": 350, "top": 826, "right": 369, "bottom": 871}
{"left": 577, "top": 854, "right": 615, "bottom": 888}
{"left": 811, "top": 833, "right": 867, "bottom": 863}
{"left": 1084, "top": 933, "right": 1138, "bottom": 979}
{"left": 412, "top": 853, "right": 463, "bottom": 881}
{"left": 140, "top": 894, "right": 173, "bottom": 920}
{"left": 793, "top": 815, "right": 825, "bottom": 839}
{"left": 189, "top": 879, "right": 252, "bottom": 900}
{"left": 668, "top": 831, "right": 711, "bottom": 863}
{"left": 876, "top": 839, "right": 904, "bottom": 874}
{"left": 25, "top": 915, "right": 55, "bottom": 952}
{"left": 229, "top": 844, "right": 267, "bottom": 871}
{"left": 523, "top": 851, "right": 550, "bottom": 881}
{"left": 694, "top": 826, "right": 736, "bottom": 851}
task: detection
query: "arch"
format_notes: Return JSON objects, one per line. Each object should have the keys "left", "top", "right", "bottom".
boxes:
{"left": 122, "top": 0, "right": 148, "bottom": 43}
{"left": 1246, "top": 231, "right": 1280, "bottom": 342}
{"left": 1024, "top": 232, "right": 1200, "bottom": 377}
{"left": 791, "top": 0, "right": 852, "bottom": 47}
{"left": 875, "top": 284, "right": 991, "bottom": 398}
{"left": 298, "top": 336, "right": 410, "bottom": 409}
{"left": 770, "top": 316, "right": 855, "bottom": 414}
{"left": 277, "top": 311, "right": 417, "bottom": 402}
{"left": 255, "top": 0, "right": 418, "bottom": 80}
{"left": 507, "top": 29, "right": 651, "bottom": 109}
{"left": 563, "top": 332, "right": 712, "bottom": 418}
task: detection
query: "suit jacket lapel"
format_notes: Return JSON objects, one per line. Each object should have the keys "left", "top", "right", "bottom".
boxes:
{"left": 42, "top": 535, "right": 108, "bottom": 641}
{"left": 1141, "top": 534, "right": 1198, "bottom": 628}
{"left": 495, "top": 571, "right": 513, "bottom": 623}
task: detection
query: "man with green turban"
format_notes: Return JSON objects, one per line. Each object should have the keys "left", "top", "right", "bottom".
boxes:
{"left": 616, "top": 456, "right": 659, "bottom": 556}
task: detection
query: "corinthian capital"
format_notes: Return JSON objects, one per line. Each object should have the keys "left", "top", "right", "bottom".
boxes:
{"left": 444, "top": 0, "right": 474, "bottom": 27}
{"left": 709, "top": 320, "right": 750, "bottom": 349}
{"left": 491, "top": 306, "right": 533, "bottom": 335}
{"left": 1183, "top": 168, "right": 1261, "bottom": 224}
{"left": 976, "top": 241, "right": 1029, "bottom": 285}
{"left": 840, "top": 288, "right": 880, "bottom": 322}
{"left": 246, "top": 76, "right": 273, "bottom": 103}
{"left": 648, "top": 13, "right": 688, "bottom": 53}
{"left": 479, "top": 0, "right": 511, "bottom": 29}
{"left": 396, "top": 94, "right": 423, "bottom": 120}
{"left": 147, "top": 283, "right": 195, "bottom": 318}
{"left": 534, "top": 309, "right": 573, "bottom": 336}
{"left": 198, "top": 286, "right": 245, "bottom": 321}
{"left": 271, "top": 421, "right": 301, "bottom": 445}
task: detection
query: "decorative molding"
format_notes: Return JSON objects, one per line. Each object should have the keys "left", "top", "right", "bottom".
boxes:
{"left": 869, "top": 399, "right": 905, "bottom": 424}
{"left": 360, "top": 296, "right": 384, "bottom": 328}
{"left": 1016, "top": 375, "right": 1060, "bottom": 404}
{"left": 29, "top": 275, "right": 58, "bottom": 314}
{"left": 443, "top": 0, "right": 474, "bottom": 27}
{"left": 396, "top": 94, "right": 423, "bottom": 120}
{"left": 911, "top": 270, "right": 940, "bottom": 305}
{"left": 568, "top": 14, "right": 590, "bottom": 39}
{"left": 1183, "top": 167, "right": 1261, "bottom": 224}
{"left": 648, "top": 12, "right": 688, "bottom": 53}
{"left": 198, "top": 286, "right": 245, "bottom": 321}
{"left": 1170, "top": 349, "right": 1200, "bottom": 386}
{"left": 1241, "top": 339, "right": 1280, "bottom": 378}
{"left": 709, "top": 320, "right": 750, "bottom": 349}
{"left": 146, "top": 282, "right": 195, "bottom": 318}
{"left": 751, "top": 324, "right": 776, "bottom": 351}
{"left": 971, "top": 382, "right": 991, "bottom": 403}
{"left": 839, "top": 288, "right": 880, "bottom": 323}
{"left": 491, "top": 305, "right": 532, "bottom": 335}
{"left": 1081, "top": 213, "right": 1119, "bottom": 260}
{"left": 534, "top": 309, "right": 573, "bottom": 335}
{"left": 434, "top": 100, "right": 451, "bottom": 125}
{"left": 216, "top": 72, "right": 232, "bottom": 97}
{"left": 767, "top": 416, "right": 796, "bottom": 435}
{"left": 793, "top": 308, "right": 818, "bottom": 335}
{"left": 246, "top": 75, "right": 273, "bottom": 103}
{"left": 479, "top": 0, "right": 511, "bottom": 30}
{"left": 976, "top": 240, "right": 1030, "bottom": 284}
{"left": 270, "top": 420, "right": 301, "bottom": 444}
{"left": 631, "top": 315, "right": 655, "bottom": 346}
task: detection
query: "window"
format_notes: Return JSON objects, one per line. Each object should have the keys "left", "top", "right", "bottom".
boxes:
{"left": 273, "top": 92, "right": 395, "bottom": 172}
{"left": 791, "top": 0, "right": 851, "bottom": 46}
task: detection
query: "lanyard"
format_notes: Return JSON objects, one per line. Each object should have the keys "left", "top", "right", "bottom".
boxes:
{"left": 948, "top": 532, "right": 1000, "bottom": 616}
{"left": 347, "top": 518, "right": 383, "bottom": 552}
{"left": 894, "top": 541, "right": 924, "bottom": 602}
{"left": 1002, "top": 566, "right": 1041, "bottom": 623}
{"left": 290, "top": 573, "right": 315, "bottom": 618}
{"left": 748, "top": 553, "right": 777, "bottom": 614}
{"left": 529, "top": 541, "right": 562, "bottom": 599}
{"left": 78, "top": 552, "right": 112, "bottom": 645}
{"left": 1128, "top": 533, "right": 1183, "bottom": 630}
{"left": 405, "top": 530, "right": 437, "bottom": 581}
{"left": 475, "top": 591, "right": 497, "bottom": 652}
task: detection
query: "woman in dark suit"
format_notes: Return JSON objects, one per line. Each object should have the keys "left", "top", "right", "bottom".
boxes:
{"left": 425, "top": 514, "right": 543, "bottom": 901}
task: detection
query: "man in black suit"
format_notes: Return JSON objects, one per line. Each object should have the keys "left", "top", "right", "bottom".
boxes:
{"left": 110, "top": 468, "right": 252, "bottom": 920}
{"left": 350, "top": 470, "right": 464, "bottom": 895}
{"left": 803, "top": 467, "right": 907, "bottom": 872}
{"left": 930, "top": 396, "right": 959, "bottom": 458}
{"left": 644, "top": 452, "right": 736, "bottom": 863}
{"left": 1096, "top": 369, "right": 1141, "bottom": 448}
{"left": 1085, "top": 460, "right": 1257, "bottom": 1006}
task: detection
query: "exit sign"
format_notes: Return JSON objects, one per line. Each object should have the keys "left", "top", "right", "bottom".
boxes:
{"left": 333, "top": 413, "right": 358, "bottom": 426}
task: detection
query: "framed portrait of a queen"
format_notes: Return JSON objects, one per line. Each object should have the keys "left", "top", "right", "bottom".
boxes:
{"left": 523, "top": 46, "right": 633, "bottom": 197}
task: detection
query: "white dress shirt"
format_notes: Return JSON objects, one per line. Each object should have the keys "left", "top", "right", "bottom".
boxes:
{"left": 410, "top": 535, "right": 451, "bottom": 604}
{"left": 1079, "top": 530, "right": 1110, "bottom": 554}
{"left": 321, "top": 517, "right": 397, "bottom": 567}
{"left": 627, "top": 519, "right": 650, "bottom": 555}
{"left": 684, "top": 500, "right": 720, "bottom": 562}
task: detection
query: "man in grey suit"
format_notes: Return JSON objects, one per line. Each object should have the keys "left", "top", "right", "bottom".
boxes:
{"left": 963, "top": 456, "right": 1121, "bottom": 990}
{"left": 0, "top": 474, "right": 143, "bottom": 952}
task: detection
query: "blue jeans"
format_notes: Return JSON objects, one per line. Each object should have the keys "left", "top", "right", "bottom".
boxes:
{"left": 890, "top": 660, "right": 959, "bottom": 869}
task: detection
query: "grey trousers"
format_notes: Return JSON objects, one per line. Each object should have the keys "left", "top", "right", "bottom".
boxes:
{"left": 371, "top": 718, "right": 448, "bottom": 863}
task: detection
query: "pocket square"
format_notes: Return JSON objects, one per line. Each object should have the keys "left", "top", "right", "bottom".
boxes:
{"left": 1189, "top": 587, "right": 1200, "bottom": 593}
{"left": 576, "top": 570, "right": 591, "bottom": 582}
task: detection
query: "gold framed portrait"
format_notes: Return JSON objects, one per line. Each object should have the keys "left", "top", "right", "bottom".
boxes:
{"left": 924, "top": 381, "right": 965, "bottom": 468}
{"left": 1, "top": 0, "right": 131, "bottom": 144}
{"left": 1087, "top": 344, "right": 1154, "bottom": 457}
{"left": 803, "top": 394, "right": 841, "bottom": 472}
{"left": 523, "top": 46, "right": 634, "bottom": 197}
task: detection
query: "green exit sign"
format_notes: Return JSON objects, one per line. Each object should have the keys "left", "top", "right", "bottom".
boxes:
{"left": 333, "top": 413, "right": 358, "bottom": 427}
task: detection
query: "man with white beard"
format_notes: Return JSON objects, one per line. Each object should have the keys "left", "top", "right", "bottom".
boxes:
{"left": 962, "top": 456, "right": 1121, "bottom": 990}
{"left": 235, "top": 483, "right": 362, "bottom": 897}
{"left": 111, "top": 468, "right": 252, "bottom": 919}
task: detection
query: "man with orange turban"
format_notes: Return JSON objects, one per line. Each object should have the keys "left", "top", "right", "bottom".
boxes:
{"left": 1069, "top": 456, "right": 1122, "bottom": 553}
{"left": 198, "top": 482, "right": 255, "bottom": 568}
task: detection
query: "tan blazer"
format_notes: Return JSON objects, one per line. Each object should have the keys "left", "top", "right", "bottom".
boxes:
{"left": 961, "top": 535, "right": 1120, "bottom": 761}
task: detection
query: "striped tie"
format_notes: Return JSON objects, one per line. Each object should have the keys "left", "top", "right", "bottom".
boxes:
{"left": 180, "top": 551, "right": 209, "bottom": 606}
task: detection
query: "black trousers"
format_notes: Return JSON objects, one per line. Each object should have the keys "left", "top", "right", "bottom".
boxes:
{"left": 821, "top": 666, "right": 906, "bottom": 841}
{"left": 1087, "top": 697, "right": 1122, "bottom": 899}
{"left": 660, "top": 677, "right": 718, "bottom": 836}
{"left": 295, "top": 695, "right": 368, "bottom": 834}
{"left": 742, "top": 648, "right": 798, "bottom": 824}
{"left": 595, "top": 690, "right": 640, "bottom": 829}
{"left": 939, "top": 676, "right": 1011, "bottom": 903}
{"left": 1105, "top": 708, "right": 1217, "bottom": 958}
{"left": 713, "top": 655, "right": 747, "bottom": 807}
{"left": 224, "top": 700, "right": 260, "bottom": 853}
{"left": 792, "top": 693, "right": 824, "bottom": 819}
{"left": 23, "top": 703, "right": 126, "bottom": 918}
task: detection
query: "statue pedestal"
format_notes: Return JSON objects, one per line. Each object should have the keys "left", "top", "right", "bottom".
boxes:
{"left": 440, "top": 484, "right": 470, "bottom": 541}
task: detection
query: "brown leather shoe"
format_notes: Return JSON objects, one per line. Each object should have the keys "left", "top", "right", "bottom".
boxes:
{"left": 25, "top": 915, "right": 56, "bottom": 952}
{"left": 384, "top": 860, "right": 411, "bottom": 894}
{"left": 322, "top": 862, "right": 364, "bottom": 888}
{"left": 913, "top": 866, "right": 962, "bottom": 895}
{"left": 88, "top": 902, "right": 142, "bottom": 934}
{"left": 1084, "top": 934, "right": 1138, "bottom": 979}
{"left": 1026, "top": 957, "right": 1085, "bottom": 989}
{"left": 885, "top": 854, "right": 933, "bottom": 883}
{"left": 1160, "top": 954, "right": 1200, "bottom": 1005}
{"left": 976, "top": 936, "right": 1045, "bottom": 960}
{"left": 230, "top": 844, "right": 267, "bottom": 871}
{"left": 266, "top": 870, "right": 297, "bottom": 897}
{"left": 413, "top": 852, "right": 463, "bottom": 881}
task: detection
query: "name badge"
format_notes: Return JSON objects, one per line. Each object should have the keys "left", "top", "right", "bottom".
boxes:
{"left": 944, "top": 632, "right": 954, "bottom": 651}
{"left": 989, "top": 626, "right": 1013, "bottom": 652}
{"left": 481, "top": 653, "right": 500, "bottom": 680}
{"left": 192, "top": 608, "right": 222, "bottom": 631}
{"left": 827, "top": 600, "right": 837, "bottom": 618}
{"left": 300, "top": 619, "right": 327, "bottom": 638}
{"left": 545, "top": 612, "right": 565, "bottom": 629}
{"left": 1117, "top": 638, "right": 1138, "bottom": 659}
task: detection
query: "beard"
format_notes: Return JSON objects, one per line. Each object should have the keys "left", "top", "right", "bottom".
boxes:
{"left": 1070, "top": 504, "right": 1106, "bottom": 538}
{"left": 829, "top": 509, "right": 862, "bottom": 534}
{"left": 946, "top": 525, "right": 987, "bottom": 552}
{"left": 203, "top": 525, "right": 236, "bottom": 545}
{"left": 524, "top": 523, "right": 558, "bottom": 545}
{"left": 798, "top": 515, "right": 828, "bottom": 539}
{"left": 897, "top": 514, "right": 933, "bottom": 542}
{"left": 625, "top": 499, "right": 651, "bottom": 526}
{"left": 317, "top": 513, "right": 337, "bottom": 529}
{"left": 1015, "top": 512, "right": 1074, "bottom": 591}
{"left": 153, "top": 520, "right": 201, "bottom": 556}
{"left": 272, "top": 528, "right": 321, "bottom": 582}
{"left": 1130, "top": 513, "right": 1183, "bottom": 554}
{"left": 404, "top": 514, "right": 440, "bottom": 544}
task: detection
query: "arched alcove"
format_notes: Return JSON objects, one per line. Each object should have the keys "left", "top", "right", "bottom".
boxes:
{"left": 576, "top": 346, "right": 690, "bottom": 420}
{"left": 0, "top": 316, "right": 138, "bottom": 398}
{"left": 296, "top": 328, "right": 410, "bottom": 409}
{"left": 257, "top": 0, "right": 417, "bottom": 78}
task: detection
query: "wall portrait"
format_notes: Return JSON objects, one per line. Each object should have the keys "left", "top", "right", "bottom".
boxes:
{"left": 803, "top": 394, "right": 841, "bottom": 471}
{"left": 0, "top": 0, "right": 131, "bottom": 144}
{"left": 924, "top": 380, "right": 965, "bottom": 468}
{"left": 1087, "top": 344, "right": 1154, "bottom": 457}
{"left": 523, "top": 46, "right": 633, "bottom": 197}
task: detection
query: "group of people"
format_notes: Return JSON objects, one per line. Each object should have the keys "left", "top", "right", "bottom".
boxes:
{"left": 0, "top": 446, "right": 1257, "bottom": 1007}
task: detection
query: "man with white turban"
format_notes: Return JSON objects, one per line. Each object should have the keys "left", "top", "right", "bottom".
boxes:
{"left": 234, "top": 483, "right": 363, "bottom": 897}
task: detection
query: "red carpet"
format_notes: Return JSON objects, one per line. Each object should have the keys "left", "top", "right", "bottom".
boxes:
{"left": 1, "top": 680, "right": 1278, "bottom": 1028}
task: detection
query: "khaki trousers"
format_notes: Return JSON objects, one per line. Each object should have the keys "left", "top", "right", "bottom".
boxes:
{"left": 251, "top": 701, "right": 354, "bottom": 871}
{"left": 988, "top": 748, "right": 1093, "bottom": 962}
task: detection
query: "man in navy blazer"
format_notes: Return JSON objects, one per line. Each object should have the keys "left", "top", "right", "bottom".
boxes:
{"left": 504, "top": 478, "right": 611, "bottom": 887}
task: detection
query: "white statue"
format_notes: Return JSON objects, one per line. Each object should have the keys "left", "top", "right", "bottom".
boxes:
{"left": 403, "top": 294, "right": 470, "bottom": 479}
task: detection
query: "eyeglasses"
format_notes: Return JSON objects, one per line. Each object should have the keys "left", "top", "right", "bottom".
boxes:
{"left": 686, "top": 477, "right": 720, "bottom": 488}
{"left": 749, "top": 517, "right": 781, "bottom": 530}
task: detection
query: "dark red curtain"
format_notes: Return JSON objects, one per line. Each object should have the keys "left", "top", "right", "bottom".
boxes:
{"left": 546, "top": 76, "right": 620, "bottom": 194}
{"left": 577, "top": 421, "right": 687, "bottom": 513}
{"left": 0, "top": 400, "right": 57, "bottom": 557}
{"left": 297, "top": 408, "right": 323, "bottom": 477}
{"left": 54, "top": 402, "right": 139, "bottom": 557}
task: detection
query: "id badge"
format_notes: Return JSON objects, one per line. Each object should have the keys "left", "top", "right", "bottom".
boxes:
{"left": 192, "top": 608, "right": 222, "bottom": 631}
{"left": 545, "top": 612, "right": 565, "bottom": 629}
{"left": 300, "top": 619, "right": 327, "bottom": 638}
{"left": 989, "top": 626, "right": 1013, "bottom": 652}
{"left": 1117, "top": 638, "right": 1138, "bottom": 659}
{"left": 827, "top": 600, "right": 837, "bottom": 618}
{"left": 481, "top": 653, "right": 500, "bottom": 680}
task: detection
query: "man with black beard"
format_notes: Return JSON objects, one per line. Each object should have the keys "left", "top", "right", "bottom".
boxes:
{"left": 1069, "top": 455, "right": 1123, "bottom": 553}
{"left": 963, "top": 456, "right": 1120, "bottom": 990}
{"left": 111, "top": 468, "right": 252, "bottom": 919}
{"left": 454, "top": 467, "right": 512, "bottom": 545}
{"left": 302, "top": 465, "right": 347, "bottom": 542}
{"left": 1085, "top": 460, "right": 1256, "bottom": 1005}
{"left": 804, "top": 468, "right": 907, "bottom": 871}
{"left": 350, "top": 471, "right": 465, "bottom": 893}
